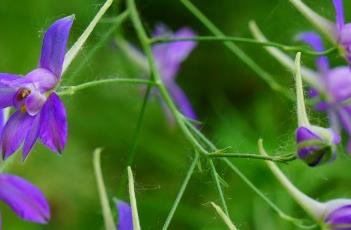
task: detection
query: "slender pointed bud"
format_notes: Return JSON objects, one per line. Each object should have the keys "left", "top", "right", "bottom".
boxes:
{"left": 294, "top": 53, "right": 340, "bottom": 166}
{"left": 260, "top": 139, "right": 351, "bottom": 229}
{"left": 288, "top": 0, "right": 337, "bottom": 43}
{"left": 295, "top": 52, "right": 310, "bottom": 127}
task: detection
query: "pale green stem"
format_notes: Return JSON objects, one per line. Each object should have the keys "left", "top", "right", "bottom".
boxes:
{"left": 180, "top": 0, "right": 292, "bottom": 100}
{"left": 209, "top": 152, "right": 296, "bottom": 163}
{"left": 62, "top": 0, "right": 114, "bottom": 74}
{"left": 249, "top": 21, "right": 324, "bottom": 93}
{"left": 295, "top": 52, "right": 310, "bottom": 127}
{"left": 258, "top": 139, "right": 326, "bottom": 222}
{"left": 150, "top": 36, "right": 335, "bottom": 56}
{"left": 288, "top": 0, "right": 336, "bottom": 43}
{"left": 57, "top": 78, "right": 154, "bottom": 96}
{"left": 162, "top": 152, "right": 199, "bottom": 230}
{"left": 211, "top": 202, "right": 238, "bottom": 230}
{"left": 93, "top": 148, "right": 116, "bottom": 230}
{"left": 127, "top": 166, "right": 141, "bottom": 230}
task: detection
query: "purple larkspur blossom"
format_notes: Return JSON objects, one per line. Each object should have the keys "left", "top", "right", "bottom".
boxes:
{"left": 0, "top": 174, "right": 50, "bottom": 229}
{"left": 298, "top": 32, "right": 351, "bottom": 152}
{"left": 152, "top": 24, "right": 198, "bottom": 121}
{"left": 0, "top": 16, "right": 74, "bottom": 160}
{"left": 116, "top": 200, "right": 133, "bottom": 230}
{"left": 296, "top": 126, "right": 340, "bottom": 166}
{"left": 333, "top": 0, "right": 351, "bottom": 63}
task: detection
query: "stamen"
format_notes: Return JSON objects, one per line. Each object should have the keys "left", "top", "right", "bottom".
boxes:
{"left": 16, "top": 88, "right": 31, "bottom": 101}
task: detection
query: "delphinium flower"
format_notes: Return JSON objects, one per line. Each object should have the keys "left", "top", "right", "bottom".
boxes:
{"left": 294, "top": 52, "right": 340, "bottom": 166}
{"left": 259, "top": 139, "right": 351, "bottom": 229}
{"left": 0, "top": 16, "right": 74, "bottom": 160}
{"left": 116, "top": 200, "right": 133, "bottom": 230}
{"left": 118, "top": 24, "right": 197, "bottom": 121}
{"left": 249, "top": 22, "right": 351, "bottom": 153}
{"left": 288, "top": 0, "right": 351, "bottom": 63}
{"left": 0, "top": 174, "right": 50, "bottom": 229}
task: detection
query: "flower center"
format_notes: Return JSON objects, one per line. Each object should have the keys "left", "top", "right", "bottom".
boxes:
{"left": 16, "top": 88, "right": 31, "bottom": 101}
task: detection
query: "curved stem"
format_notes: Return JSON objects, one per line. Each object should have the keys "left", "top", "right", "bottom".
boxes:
{"left": 258, "top": 139, "right": 325, "bottom": 222}
{"left": 150, "top": 36, "right": 335, "bottom": 56}
{"left": 249, "top": 21, "right": 324, "bottom": 92}
{"left": 211, "top": 202, "right": 238, "bottom": 230}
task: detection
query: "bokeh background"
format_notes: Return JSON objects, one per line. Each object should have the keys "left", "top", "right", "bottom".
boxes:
{"left": 1, "top": 0, "right": 351, "bottom": 229}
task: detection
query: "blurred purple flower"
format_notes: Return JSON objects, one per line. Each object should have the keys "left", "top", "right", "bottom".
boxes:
{"left": 116, "top": 200, "right": 133, "bottom": 230}
{"left": 152, "top": 24, "right": 198, "bottom": 121}
{"left": 298, "top": 32, "right": 351, "bottom": 152}
{"left": 333, "top": 0, "right": 351, "bottom": 63}
{"left": 324, "top": 200, "right": 351, "bottom": 229}
{"left": 296, "top": 126, "right": 340, "bottom": 166}
{"left": 0, "top": 174, "right": 50, "bottom": 228}
{"left": 0, "top": 16, "right": 74, "bottom": 160}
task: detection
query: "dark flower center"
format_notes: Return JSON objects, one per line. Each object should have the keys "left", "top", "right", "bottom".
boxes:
{"left": 16, "top": 88, "right": 31, "bottom": 101}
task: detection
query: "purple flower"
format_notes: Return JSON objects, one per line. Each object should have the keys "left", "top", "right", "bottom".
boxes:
{"left": 116, "top": 200, "right": 133, "bottom": 230}
{"left": 333, "top": 0, "right": 351, "bottom": 63}
{"left": 0, "top": 16, "right": 74, "bottom": 160}
{"left": 152, "top": 24, "right": 197, "bottom": 121}
{"left": 298, "top": 32, "right": 351, "bottom": 152}
{"left": 296, "top": 126, "right": 340, "bottom": 166}
{"left": 0, "top": 174, "right": 50, "bottom": 228}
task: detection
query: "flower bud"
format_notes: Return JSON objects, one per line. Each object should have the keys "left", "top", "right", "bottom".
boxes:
{"left": 296, "top": 125, "right": 340, "bottom": 166}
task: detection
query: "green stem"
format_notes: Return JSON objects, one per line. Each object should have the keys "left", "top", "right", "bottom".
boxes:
{"left": 117, "top": 85, "right": 153, "bottom": 196}
{"left": 209, "top": 160, "right": 229, "bottom": 216}
{"left": 127, "top": 166, "right": 141, "bottom": 230}
{"left": 209, "top": 152, "right": 296, "bottom": 163}
{"left": 150, "top": 36, "right": 335, "bottom": 56}
{"left": 127, "top": 0, "right": 208, "bottom": 155}
{"left": 93, "top": 148, "right": 116, "bottom": 230}
{"left": 180, "top": 0, "right": 293, "bottom": 100}
{"left": 57, "top": 78, "right": 154, "bottom": 96}
{"left": 258, "top": 139, "right": 325, "bottom": 222}
{"left": 211, "top": 202, "right": 238, "bottom": 230}
{"left": 162, "top": 152, "right": 199, "bottom": 230}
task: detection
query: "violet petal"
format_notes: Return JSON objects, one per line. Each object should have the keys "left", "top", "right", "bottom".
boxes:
{"left": 168, "top": 82, "right": 197, "bottom": 120}
{"left": 1, "top": 112, "right": 33, "bottom": 159}
{"left": 39, "top": 93, "right": 67, "bottom": 153}
{"left": 333, "top": 0, "right": 345, "bottom": 32}
{"left": 297, "top": 32, "right": 329, "bottom": 74}
{"left": 116, "top": 200, "right": 133, "bottom": 230}
{"left": 25, "top": 91, "right": 47, "bottom": 116}
{"left": 0, "top": 174, "right": 50, "bottom": 223}
{"left": 22, "top": 114, "right": 41, "bottom": 160}
{"left": 39, "top": 16, "right": 74, "bottom": 77}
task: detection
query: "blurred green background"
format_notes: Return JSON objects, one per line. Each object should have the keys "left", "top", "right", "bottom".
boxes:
{"left": 1, "top": 0, "right": 351, "bottom": 229}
